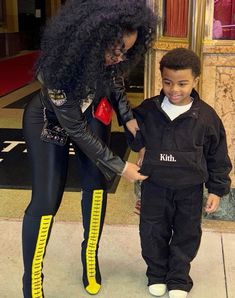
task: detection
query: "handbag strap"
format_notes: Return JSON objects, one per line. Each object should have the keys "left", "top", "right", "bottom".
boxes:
{"left": 39, "top": 89, "right": 48, "bottom": 122}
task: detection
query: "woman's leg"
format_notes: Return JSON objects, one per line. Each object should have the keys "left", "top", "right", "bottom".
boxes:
{"left": 80, "top": 189, "right": 107, "bottom": 294}
{"left": 74, "top": 114, "right": 111, "bottom": 294}
{"left": 22, "top": 95, "right": 69, "bottom": 298}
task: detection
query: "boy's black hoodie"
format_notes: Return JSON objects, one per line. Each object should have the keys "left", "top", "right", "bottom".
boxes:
{"left": 127, "top": 89, "right": 232, "bottom": 196}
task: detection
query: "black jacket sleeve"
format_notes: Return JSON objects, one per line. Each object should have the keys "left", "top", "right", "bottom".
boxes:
{"left": 205, "top": 115, "right": 232, "bottom": 197}
{"left": 125, "top": 102, "right": 146, "bottom": 152}
{"left": 109, "top": 75, "right": 134, "bottom": 126}
{"left": 44, "top": 89, "right": 125, "bottom": 181}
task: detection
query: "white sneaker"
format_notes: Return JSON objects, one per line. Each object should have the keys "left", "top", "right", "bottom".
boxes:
{"left": 148, "top": 284, "right": 167, "bottom": 296}
{"left": 169, "top": 290, "right": 188, "bottom": 298}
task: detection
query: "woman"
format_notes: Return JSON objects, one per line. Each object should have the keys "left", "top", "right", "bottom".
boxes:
{"left": 22, "top": 0, "right": 156, "bottom": 296}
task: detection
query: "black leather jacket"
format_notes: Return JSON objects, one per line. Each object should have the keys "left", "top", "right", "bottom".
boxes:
{"left": 40, "top": 74, "right": 134, "bottom": 181}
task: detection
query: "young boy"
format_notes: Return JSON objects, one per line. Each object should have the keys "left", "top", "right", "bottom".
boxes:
{"left": 128, "top": 48, "right": 232, "bottom": 298}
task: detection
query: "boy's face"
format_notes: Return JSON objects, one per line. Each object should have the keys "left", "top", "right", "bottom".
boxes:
{"left": 161, "top": 67, "right": 199, "bottom": 106}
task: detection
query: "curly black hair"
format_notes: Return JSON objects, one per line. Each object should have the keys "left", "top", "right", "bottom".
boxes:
{"left": 37, "top": 0, "right": 157, "bottom": 96}
{"left": 159, "top": 48, "right": 201, "bottom": 78}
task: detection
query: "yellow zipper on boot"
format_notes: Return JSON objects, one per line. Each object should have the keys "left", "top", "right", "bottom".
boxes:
{"left": 31, "top": 215, "right": 53, "bottom": 298}
{"left": 85, "top": 190, "right": 103, "bottom": 294}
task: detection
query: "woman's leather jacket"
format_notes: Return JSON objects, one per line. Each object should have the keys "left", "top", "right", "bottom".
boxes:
{"left": 40, "top": 73, "right": 134, "bottom": 181}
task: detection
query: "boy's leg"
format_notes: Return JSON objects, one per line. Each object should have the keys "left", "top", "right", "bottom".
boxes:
{"left": 166, "top": 184, "right": 203, "bottom": 292}
{"left": 140, "top": 181, "right": 173, "bottom": 286}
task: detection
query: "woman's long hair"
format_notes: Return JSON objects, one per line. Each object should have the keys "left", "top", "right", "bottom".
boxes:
{"left": 37, "top": 0, "right": 157, "bottom": 96}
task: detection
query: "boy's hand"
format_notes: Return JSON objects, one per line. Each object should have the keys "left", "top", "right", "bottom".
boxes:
{"left": 205, "top": 193, "right": 221, "bottom": 214}
{"left": 126, "top": 119, "right": 139, "bottom": 137}
{"left": 122, "top": 161, "right": 148, "bottom": 182}
{"left": 137, "top": 147, "right": 146, "bottom": 166}
{"left": 134, "top": 199, "right": 141, "bottom": 215}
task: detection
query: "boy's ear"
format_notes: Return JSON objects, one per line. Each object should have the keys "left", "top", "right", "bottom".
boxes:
{"left": 193, "top": 76, "right": 200, "bottom": 88}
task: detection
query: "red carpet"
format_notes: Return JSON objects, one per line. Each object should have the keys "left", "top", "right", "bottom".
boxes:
{"left": 0, "top": 51, "right": 39, "bottom": 97}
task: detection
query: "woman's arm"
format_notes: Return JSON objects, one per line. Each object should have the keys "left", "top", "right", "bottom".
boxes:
{"left": 110, "top": 75, "right": 134, "bottom": 125}
{"left": 44, "top": 88, "right": 147, "bottom": 181}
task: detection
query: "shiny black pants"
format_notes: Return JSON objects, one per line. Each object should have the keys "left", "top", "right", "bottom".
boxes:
{"left": 22, "top": 94, "right": 110, "bottom": 297}
{"left": 140, "top": 181, "right": 203, "bottom": 292}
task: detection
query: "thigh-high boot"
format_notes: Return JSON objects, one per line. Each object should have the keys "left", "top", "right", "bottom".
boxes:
{"left": 22, "top": 213, "right": 53, "bottom": 298}
{"left": 81, "top": 189, "right": 107, "bottom": 295}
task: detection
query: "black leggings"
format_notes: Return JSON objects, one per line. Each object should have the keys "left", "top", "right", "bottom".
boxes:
{"left": 23, "top": 93, "right": 111, "bottom": 216}
{"left": 22, "top": 93, "right": 110, "bottom": 297}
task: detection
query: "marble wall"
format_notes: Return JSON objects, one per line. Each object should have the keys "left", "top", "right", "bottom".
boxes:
{"left": 201, "top": 44, "right": 235, "bottom": 188}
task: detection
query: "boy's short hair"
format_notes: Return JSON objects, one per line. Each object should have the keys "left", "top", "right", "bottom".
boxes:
{"left": 159, "top": 48, "right": 201, "bottom": 77}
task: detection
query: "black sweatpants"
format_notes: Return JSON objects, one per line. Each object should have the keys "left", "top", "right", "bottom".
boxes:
{"left": 22, "top": 93, "right": 110, "bottom": 297}
{"left": 140, "top": 180, "right": 203, "bottom": 292}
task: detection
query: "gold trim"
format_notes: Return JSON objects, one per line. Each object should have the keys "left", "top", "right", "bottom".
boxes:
{"left": 156, "top": 36, "right": 189, "bottom": 44}
{"left": 153, "top": 38, "right": 189, "bottom": 51}
{"left": 145, "top": 0, "right": 161, "bottom": 100}
{"left": 190, "top": 0, "right": 206, "bottom": 55}
{"left": 202, "top": 42, "right": 235, "bottom": 53}
{"left": 156, "top": 1, "right": 190, "bottom": 40}
{"left": 204, "top": 0, "right": 214, "bottom": 40}
{"left": 154, "top": 0, "right": 164, "bottom": 38}
{"left": 204, "top": 0, "right": 235, "bottom": 44}
{"left": 187, "top": 0, "right": 207, "bottom": 94}
{"left": 203, "top": 39, "right": 235, "bottom": 47}
{"left": 205, "top": 40, "right": 235, "bottom": 47}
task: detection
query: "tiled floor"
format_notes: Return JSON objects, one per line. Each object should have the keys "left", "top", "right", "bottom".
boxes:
{"left": 0, "top": 81, "right": 235, "bottom": 297}
{"left": 1, "top": 220, "right": 235, "bottom": 298}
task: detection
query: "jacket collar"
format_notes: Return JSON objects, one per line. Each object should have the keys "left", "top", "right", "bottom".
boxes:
{"left": 153, "top": 88, "right": 201, "bottom": 120}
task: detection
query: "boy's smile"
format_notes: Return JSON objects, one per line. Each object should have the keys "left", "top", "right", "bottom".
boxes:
{"left": 161, "top": 67, "right": 199, "bottom": 106}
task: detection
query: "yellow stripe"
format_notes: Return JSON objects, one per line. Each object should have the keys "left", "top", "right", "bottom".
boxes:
{"left": 31, "top": 215, "right": 53, "bottom": 298}
{"left": 85, "top": 190, "right": 103, "bottom": 294}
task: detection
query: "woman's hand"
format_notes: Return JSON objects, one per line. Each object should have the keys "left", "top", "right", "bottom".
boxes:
{"left": 122, "top": 161, "right": 148, "bottom": 182}
{"left": 126, "top": 119, "right": 139, "bottom": 137}
{"left": 205, "top": 193, "right": 221, "bottom": 214}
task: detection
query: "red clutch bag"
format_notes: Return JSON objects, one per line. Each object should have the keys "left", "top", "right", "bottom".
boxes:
{"left": 93, "top": 97, "right": 113, "bottom": 125}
